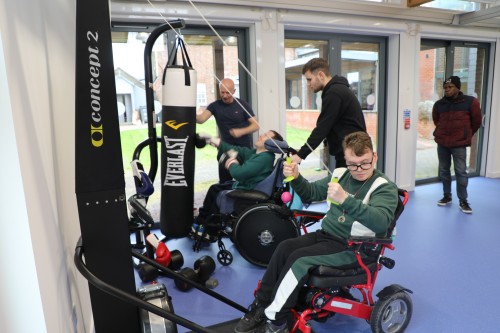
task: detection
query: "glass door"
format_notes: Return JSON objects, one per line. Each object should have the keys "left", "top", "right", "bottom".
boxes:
{"left": 340, "top": 40, "right": 384, "bottom": 167}
{"left": 171, "top": 29, "right": 248, "bottom": 205}
{"left": 111, "top": 24, "right": 249, "bottom": 213}
{"left": 416, "top": 42, "right": 446, "bottom": 181}
{"left": 416, "top": 40, "right": 488, "bottom": 183}
{"left": 451, "top": 43, "right": 487, "bottom": 175}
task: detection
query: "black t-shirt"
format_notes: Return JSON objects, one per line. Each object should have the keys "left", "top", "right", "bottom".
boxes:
{"left": 207, "top": 98, "right": 255, "bottom": 147}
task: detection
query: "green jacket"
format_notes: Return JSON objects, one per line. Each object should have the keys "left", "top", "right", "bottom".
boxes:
{"left": 291, "top": 168, "right": 398, "bottom": 239}
{"left": 219, "top": 141, "right": 275, "bottom": 190}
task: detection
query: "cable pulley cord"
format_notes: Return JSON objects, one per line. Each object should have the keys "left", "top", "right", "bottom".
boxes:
{"left": 145, "top": 0, "right": 333, "bottom": 175}
{"left": 145, "top": 1, "right": 258, "bottom": 124}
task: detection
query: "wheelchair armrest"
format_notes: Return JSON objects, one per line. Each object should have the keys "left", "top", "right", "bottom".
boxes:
{"left": 226, "top": 189, "right": 269, "bottom": 202}
{"left": 291, "top": 210, "right": 325, "bottom": 219}
{"left": 348, "top": 236, "right": 393, "bottom": 245}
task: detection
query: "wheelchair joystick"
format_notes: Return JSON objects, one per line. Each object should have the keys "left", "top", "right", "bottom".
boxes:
{"left": 379, "top": 256, "right": 395, "bottom": 269}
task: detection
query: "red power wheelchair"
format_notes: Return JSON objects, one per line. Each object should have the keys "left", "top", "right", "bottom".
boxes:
{"left": 194, "top": 174, "right": 413, "bottom": 332}
{"left": 286, "top": 188, "right": 412, "bottom": 333}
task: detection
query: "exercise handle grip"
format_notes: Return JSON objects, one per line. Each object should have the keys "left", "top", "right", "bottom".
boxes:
{"left": 328, "top": 177, "right": 339, "bottom": 205}
{"left": 283, "top": 157, "right": 295, "bottom": 183}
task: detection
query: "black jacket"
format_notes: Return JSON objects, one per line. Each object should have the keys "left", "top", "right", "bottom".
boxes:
{"left": 297, "top": 75, "right": 366, "bottom": 158}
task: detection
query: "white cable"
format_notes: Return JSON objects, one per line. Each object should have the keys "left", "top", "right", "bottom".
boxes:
{"left": 145, "top": 0, "right": 332, "bottom": 166}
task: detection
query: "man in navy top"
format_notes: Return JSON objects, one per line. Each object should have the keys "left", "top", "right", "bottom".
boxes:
{"left": 197, "top": 78, "right": 259, "bottom": 183}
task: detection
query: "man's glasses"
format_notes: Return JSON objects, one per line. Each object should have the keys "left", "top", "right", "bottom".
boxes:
{"left": 346, "top": 155, "right": 374, "bottom": 171}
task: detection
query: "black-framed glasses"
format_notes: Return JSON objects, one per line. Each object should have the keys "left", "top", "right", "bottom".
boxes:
{"left": 346, "top": 155, "right": 374, "bottom": 171}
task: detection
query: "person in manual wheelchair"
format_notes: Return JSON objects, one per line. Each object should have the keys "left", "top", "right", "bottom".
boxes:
{"left": 235, "top": 131, "right": 399, "bottom": 333}
{"left": 191, "top": 129, "right": 284, "bottom": 242}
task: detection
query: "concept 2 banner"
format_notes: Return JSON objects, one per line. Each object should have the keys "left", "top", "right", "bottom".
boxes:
{"left": 75, "top": 0, "right": 140, "bottom": 331}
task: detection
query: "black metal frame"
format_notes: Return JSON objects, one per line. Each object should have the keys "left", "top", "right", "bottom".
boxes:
{"left": 74, "top": 238, "right": 247, "bottom": 333}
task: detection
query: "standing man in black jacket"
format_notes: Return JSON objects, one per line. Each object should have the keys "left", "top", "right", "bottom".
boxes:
{"left": 291, "top": 58, "right": 366, "bottom": 169}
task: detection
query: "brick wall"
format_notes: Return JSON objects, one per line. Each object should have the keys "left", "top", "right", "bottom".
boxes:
{"left": 285, "top": 110, "right": 378, "bottom": 139}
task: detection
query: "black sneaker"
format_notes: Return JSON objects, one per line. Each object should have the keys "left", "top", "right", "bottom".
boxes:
{"left": 437, "top": 195, "right": 452, "bottom": 206}
{"left": 459, "top": 201, "right": 472, "bottom": 214}
{"left": 234, "top": 300, "right": 266, "bottom": 333}
{"left": 257, "top": 321, "right": 289, "bottom": 333}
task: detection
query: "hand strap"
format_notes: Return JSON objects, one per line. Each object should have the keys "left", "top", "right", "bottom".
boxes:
{"left": 162, "top": 36, "right": 193, "bottom": 86}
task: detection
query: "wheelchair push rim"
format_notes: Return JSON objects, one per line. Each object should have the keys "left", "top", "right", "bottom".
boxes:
{"left": 233, "top": 203, "right": 299, "bottom": 267}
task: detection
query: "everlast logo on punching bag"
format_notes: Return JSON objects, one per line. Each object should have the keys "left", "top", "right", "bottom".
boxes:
{"left": 87, "top": 30, "right": 104, "bottom": 148}
{"left": 164, "top": 136, "right": 188, "bottom": 187}
{"left": 165, "top": 120, "right": 189, "bottom": 130}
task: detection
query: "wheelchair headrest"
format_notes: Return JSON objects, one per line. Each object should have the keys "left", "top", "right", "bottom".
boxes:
{"left": 253, "top": 156, "right": 285, "bottom": 196}
{"left": 264, "top": 139, "right": 297, "bottom": 155}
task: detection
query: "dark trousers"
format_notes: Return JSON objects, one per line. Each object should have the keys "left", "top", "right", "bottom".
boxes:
{"left": 218, "top": 163, "right": 233, "bottom": 183}
{"left": 197, "top": 181, "right": 234, "bottom": 224}
{"left": 437, "top": 145, "right": 468, "bottom": 202}
{"left": 256, "top": 231, "right": 347, "bottom": 323}
{"left": 334, "top": 152, "right": 347, "bottom": 168}
{"left": 328, "top": 152, "right": 347, "bottom": 172}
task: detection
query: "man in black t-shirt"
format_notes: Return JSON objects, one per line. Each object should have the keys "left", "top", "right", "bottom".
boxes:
{"left": 197, "top": 78, "right": 259, "bottom": 183}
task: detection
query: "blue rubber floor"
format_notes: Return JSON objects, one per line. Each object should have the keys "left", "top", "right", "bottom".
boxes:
{"left": 135, "top": 177, "right": 500, "bottom": 333}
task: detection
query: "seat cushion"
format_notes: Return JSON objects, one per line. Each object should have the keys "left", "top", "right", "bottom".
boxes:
{"left": 307, "top": 260, "right": 378, "bottom": 288}
{"left": 226, "top": 189, "right": 269, "bottom": 202}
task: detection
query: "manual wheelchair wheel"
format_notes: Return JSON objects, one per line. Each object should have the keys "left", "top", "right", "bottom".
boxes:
{"left": 370, "top": 291, "right": 412, "bottom": 333}
{"left": 233, "top": 203, "right": 300, "bottom": 267}
{"left": 217, "top": 249, "right": 233, "bottom": 266}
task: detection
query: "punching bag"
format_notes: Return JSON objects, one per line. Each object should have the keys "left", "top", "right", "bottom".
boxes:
{"left": 160, "top": 37, "right": 197, "bottom": 237}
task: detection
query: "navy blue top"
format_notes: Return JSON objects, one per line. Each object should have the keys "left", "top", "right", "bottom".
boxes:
{"left": 207, "top": 98, "right": 255, "bottom": 148}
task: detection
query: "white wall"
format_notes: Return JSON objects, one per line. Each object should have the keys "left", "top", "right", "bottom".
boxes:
{"left": 0, "top": 34, "right": 47, "bottom": 333}
{"left": 1, "top": 1, "right": 500, "bottom": 333}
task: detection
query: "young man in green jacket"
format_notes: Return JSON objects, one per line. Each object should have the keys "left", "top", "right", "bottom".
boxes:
{"left": 194, "top": 130, "right": 283, "bottom": 232}
{"left": 235, "top": 131, "right": 399, "bottom": 333}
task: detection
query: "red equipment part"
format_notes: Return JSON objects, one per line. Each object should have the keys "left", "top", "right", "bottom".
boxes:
{"left": 155, "top": 242, "right": 172, "bottom": 266}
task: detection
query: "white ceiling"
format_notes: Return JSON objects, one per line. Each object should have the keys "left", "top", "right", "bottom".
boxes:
{"left": 444, "top": 0, "right": 500, "bottom": 27}
{"left": 110, "top": 0, "right": 500, "bottom": 29}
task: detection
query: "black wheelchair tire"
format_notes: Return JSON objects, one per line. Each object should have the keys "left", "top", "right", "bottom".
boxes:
{"left": 217, "top": 249, "right": 233, "bottom": 266}
{"left": 370, "top": 291, "right": 412, "bottom": 333}
{"left": 233, "top": 203, "right": 300, "bottom": 267}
